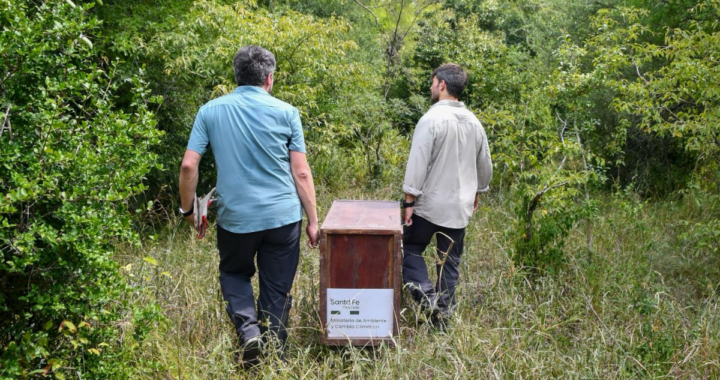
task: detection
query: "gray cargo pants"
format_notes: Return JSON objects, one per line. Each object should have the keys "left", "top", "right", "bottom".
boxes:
{"left": 217, "top": 221, "right": 301, "bottom": 346}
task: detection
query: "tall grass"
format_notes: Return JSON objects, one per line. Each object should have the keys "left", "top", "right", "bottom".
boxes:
{"left": 116, "top": 187, "right": 720, "bottom": 379}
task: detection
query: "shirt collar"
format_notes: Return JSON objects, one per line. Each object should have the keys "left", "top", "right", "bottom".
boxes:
{"left": 431, "top": 99, "right": 465, "bottom": 109}
{"left": 233, "top": 85, "right": 269, "bottom": 95}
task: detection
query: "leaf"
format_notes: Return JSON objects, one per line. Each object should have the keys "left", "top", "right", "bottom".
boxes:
{"left": 80, "top": 35, "right": 93, "bottom": 49}
{"left": 59, "top": 320, "right": 77, "bottom": 333}
{"left": 143, "top": 256, "right": 158, "bottom": 265}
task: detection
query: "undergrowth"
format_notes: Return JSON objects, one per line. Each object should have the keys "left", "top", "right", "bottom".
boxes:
{"left": 115, "top": 188, "right": 720, "bottom": 379}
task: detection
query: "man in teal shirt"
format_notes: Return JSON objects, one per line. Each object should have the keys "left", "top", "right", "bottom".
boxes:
{"left": 179, "top": 45, "right": 319, "bottom": 365}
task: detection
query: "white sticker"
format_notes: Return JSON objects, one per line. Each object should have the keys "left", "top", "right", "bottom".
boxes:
{"left": 326, "top": 288, "right": 394, "bottom": 339}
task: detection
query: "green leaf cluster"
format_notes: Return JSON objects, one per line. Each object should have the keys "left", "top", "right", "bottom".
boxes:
{"left": 1, "top": 0, "right": 163, "bottom": 378}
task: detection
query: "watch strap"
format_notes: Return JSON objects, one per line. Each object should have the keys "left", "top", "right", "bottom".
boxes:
{"left": 180, "top": 204, "right": 194, "bottom": 217}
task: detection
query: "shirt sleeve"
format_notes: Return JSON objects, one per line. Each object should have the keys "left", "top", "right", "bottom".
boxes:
{"left": 476, "top": 125, "right": 493, "bottom": 193}
{"left": 287, "top": 108, "right": 306, "bottom": 153}
{"left": 403, "top": 117, "right": 435, "bottom": 197}
{"left": 187, "top": 108, "right": 209, "bottom": 155}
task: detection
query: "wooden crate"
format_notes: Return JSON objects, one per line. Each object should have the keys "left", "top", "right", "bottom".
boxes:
{"left": 319, "top": 200, "right": 402, "bottom": 346}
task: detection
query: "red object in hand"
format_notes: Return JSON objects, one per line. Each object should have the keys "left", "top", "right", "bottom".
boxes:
{"left": 197, "top": 215, "right": 208, "bottom": 239}
{"left": 193, "top": 189, "right": 216, "bottom": 239}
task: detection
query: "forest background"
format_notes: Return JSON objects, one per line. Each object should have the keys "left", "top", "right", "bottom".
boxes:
{"left": 1, "top": 0, "right": 719, "bottom": 378}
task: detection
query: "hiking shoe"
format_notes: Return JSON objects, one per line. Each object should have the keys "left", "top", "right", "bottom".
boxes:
{"left": 419, "top": 294, "right": 441, "bottom": 316}
{"left": 239, "top": 336, "right": 262, "bottom": 368}
{"left": 430, "top": 309, "right": 452, "bottom": 332}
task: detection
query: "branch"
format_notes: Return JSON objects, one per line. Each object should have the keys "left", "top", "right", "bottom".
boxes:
{"left": 556, "top": 110, "right": 568, "bottom": 146}
{"left": 524, "top": 113, "right": 572, "bottom": 236}
{"left": 283, "top": 30, "right": 324, "bottom": 79}
{"left": 400, "top": 0, "right": 440, "bottom": 41}
{"left": 352, "top": 0, "right": 381, "bottom": 28}
{"left": 572, "top": 119, "right": 594, "bottom": 254}
{"left": 0, "top": 56, "right": 24, "bottom": 90}
{"left": 546, "top": 111, "right": 569, "bottom": 185}
{"left": 390, "top": 0, "right": 406, "bottom": 48}
{"left": 527, "top": 180, "right": 570, "bottom": 214}
{"left": 0, "top": 104, "right": 13, "bottom": 140}
{"left": 634, "top": 62, "right": 650, "bottom": 85}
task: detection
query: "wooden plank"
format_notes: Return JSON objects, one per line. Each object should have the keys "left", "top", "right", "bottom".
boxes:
{"left": 321, "top": 200, "right": 402, "bottom": 233}
{"left": 329, "top": 234, "right": 393, "bottom": 288}
{"left": 319, "top": 230, "right": 329, "bottom": 344}
{"left": 393, "top": 230, "right": 401, "bottom": 336}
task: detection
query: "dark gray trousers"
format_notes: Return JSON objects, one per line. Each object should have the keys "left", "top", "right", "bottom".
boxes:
{"left": 402, "top": 214, "right": 465, "bottom": 312}
{"left": 217, "top": 221, "right": 301, "bottom": 346}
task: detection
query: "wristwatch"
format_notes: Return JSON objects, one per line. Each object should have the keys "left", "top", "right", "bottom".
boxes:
{"left": 179, "top": 204, "right": 194, "bottom": 217}
{"left": 401, "top": 199, "right": 415, "bottom": 208}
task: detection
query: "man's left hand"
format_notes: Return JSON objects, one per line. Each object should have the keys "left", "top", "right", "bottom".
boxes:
{"left": 306, "top": 222, "right": 320, "bottom": 248}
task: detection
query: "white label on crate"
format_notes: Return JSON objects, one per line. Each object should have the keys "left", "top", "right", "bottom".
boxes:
{"left": 326, "top": 288, "right": 394, "bottom": 339}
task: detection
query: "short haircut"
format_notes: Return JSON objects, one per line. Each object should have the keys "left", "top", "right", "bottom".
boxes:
{"left": 432, "top": 63, "right": 468, "bottom": 98}
{"left": 233, "top": 45, "right": 276, "bottom": 86}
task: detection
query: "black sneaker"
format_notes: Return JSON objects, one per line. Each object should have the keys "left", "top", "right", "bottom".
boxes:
{"left": 239, "top": 336, "right": 262, "bottom": 368}
{"left": 430, "top": 310, "right": 451, "bottom": 332}
{"left": 420, "top": 294, "right": 442, "bottom": 317}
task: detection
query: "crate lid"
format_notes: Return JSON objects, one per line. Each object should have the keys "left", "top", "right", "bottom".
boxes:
{"left": 321, "top": 200, "right": 402, "bottom": 233}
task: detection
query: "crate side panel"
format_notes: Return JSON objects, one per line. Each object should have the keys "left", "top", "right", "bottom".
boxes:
{"left": 329, "top": 234, "right": 393, "bottom": 289}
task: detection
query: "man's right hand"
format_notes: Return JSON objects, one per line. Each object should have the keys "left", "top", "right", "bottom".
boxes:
{"left": 306, "top": 222, "right": 319, "bottom": 248}
{"left": 290, "top": 150, "right": 320, "bottom": 249}
{"left": 403, "top": 206, "right": 414, "bottom": 226}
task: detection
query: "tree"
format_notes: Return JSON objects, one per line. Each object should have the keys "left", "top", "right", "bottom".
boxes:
{"left": 1, "top": 1, "right": 161, "bottom": 377}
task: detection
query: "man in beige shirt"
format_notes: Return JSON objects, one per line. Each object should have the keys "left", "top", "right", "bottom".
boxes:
{"left": 402, "top": 63, "right": 492, "bottom": 326}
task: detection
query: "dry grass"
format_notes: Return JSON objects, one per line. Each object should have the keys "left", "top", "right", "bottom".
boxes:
{"left": 116, "top": 188, "right": 720, "bottom": 379}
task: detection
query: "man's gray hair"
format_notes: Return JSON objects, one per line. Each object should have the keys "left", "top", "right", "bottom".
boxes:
{"left": 233, "top": 45, "right": 276, "bottom": 86}
{"left": 432, "top": 63, "right": 468, "bottom": 98}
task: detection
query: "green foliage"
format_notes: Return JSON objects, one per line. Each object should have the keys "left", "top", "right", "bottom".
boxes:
{"left": 512, "top": 196, "right": 577, "bottom": 273}
{"left": 407, "top": 6, "right": 599, "bottom": 272}
{"left": 113, "top": 0, "right": 406, "bottom": 189}
{"left": 0, "top": 0, "right": 718, "bottom": 376}
{"left": 0, "top": 0, "right": 162, "bottom": 377}
{"left": 580, "top": 2, "right": 720, "bottom": 194}
{"left": 679, "top": 186, "right": 720, "bottom": 258}
{"left": 627, "top": 277, "right": 685, "bottom": 375}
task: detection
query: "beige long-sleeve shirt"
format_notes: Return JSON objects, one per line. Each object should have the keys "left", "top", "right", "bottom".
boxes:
{"left": 403, "top": 100, "right": 492, "bottom": 229}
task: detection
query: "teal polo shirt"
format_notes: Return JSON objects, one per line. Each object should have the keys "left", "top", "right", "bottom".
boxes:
{"left": 187, "top": 86, "right": 306, "bottom": 234}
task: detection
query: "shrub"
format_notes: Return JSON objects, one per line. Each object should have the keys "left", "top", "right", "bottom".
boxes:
{"left": 0, "top": 1, "right": 162, "bottom": 378}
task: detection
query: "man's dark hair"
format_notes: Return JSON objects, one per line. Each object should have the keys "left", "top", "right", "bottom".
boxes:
{"left": 234, "top": 45, "right": 276, "bottom": 86}
{"left": 432, "top": 63, "right": 468, "bottom": 98}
